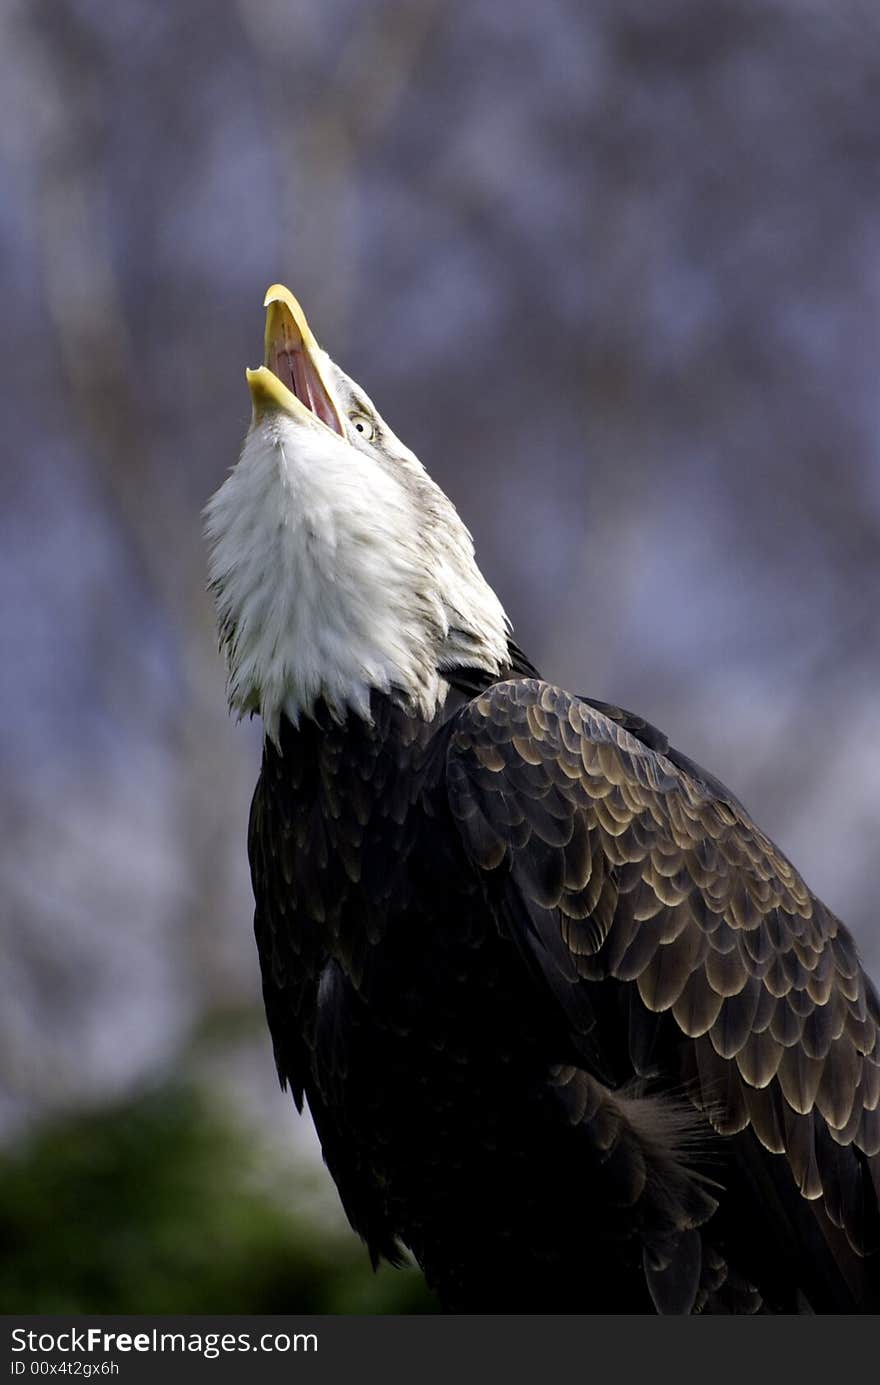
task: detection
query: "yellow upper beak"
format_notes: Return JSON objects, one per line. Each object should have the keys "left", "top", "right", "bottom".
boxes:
{"left": 246, "top": 285, "right": 345, "bottom": 435}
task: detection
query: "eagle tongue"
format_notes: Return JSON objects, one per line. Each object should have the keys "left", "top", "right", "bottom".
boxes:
{"left": 270, "top": 342, "right": 342, "bottom": 435}
{"left": 295, "top": 352, "right": 341, "bottom": 433}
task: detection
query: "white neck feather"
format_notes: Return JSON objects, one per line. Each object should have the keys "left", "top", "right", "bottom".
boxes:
{"left": 204, "top": 411, "right": 511, "bottom": 744}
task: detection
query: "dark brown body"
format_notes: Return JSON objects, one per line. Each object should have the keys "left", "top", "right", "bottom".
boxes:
{"left": 248, "top": 677, "right": 880, "bottom": 1312}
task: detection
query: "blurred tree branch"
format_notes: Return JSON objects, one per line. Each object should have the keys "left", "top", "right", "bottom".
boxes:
{"left": 236, "top": 0, "right": 442, "bottom": 343}
{"left": 20, "top": 0, "right": 259, "bottom": 1059}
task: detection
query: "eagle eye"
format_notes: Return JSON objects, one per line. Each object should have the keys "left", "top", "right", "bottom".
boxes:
{"left": 349, "top": 411, "right": 375, "bottom": 442}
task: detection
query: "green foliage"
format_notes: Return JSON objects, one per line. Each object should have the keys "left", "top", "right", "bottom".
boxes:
{"left": 0, "top": 1085, "right": 437, "bottom": 1314}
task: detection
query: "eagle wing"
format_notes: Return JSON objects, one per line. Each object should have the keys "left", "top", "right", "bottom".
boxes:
{"left": 446, "top": 678, "right": 880, "bottom": 1310}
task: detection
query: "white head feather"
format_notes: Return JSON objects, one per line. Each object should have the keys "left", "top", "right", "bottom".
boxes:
{"left": 204, "top": 292, "right": 510, "bottom": 744}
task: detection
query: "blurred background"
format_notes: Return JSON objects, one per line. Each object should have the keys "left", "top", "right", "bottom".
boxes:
{"left": 2, "top": 0, "right": 880, "bottom": 1313}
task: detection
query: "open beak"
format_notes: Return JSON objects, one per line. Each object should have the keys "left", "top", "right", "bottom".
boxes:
{"left": 246, "top": 285, "right": 345, "bottom": 436}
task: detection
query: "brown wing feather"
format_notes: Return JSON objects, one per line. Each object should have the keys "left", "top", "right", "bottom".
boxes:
{"left": 447, "top": 678, "right": 880, "bottom": 1301}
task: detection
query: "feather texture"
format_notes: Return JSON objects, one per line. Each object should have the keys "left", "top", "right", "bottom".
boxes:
{"left": 447, "top": 679, "right": 880, "bottom": 1302}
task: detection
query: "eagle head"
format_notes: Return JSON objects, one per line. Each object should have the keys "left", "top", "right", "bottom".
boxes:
{"left": 204, "top": 286, "right": 510, "bottom": 742}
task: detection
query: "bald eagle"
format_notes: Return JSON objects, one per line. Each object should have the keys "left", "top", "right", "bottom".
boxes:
{"left": 205, "top": 286, "right": 880, "bottom": 1313}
